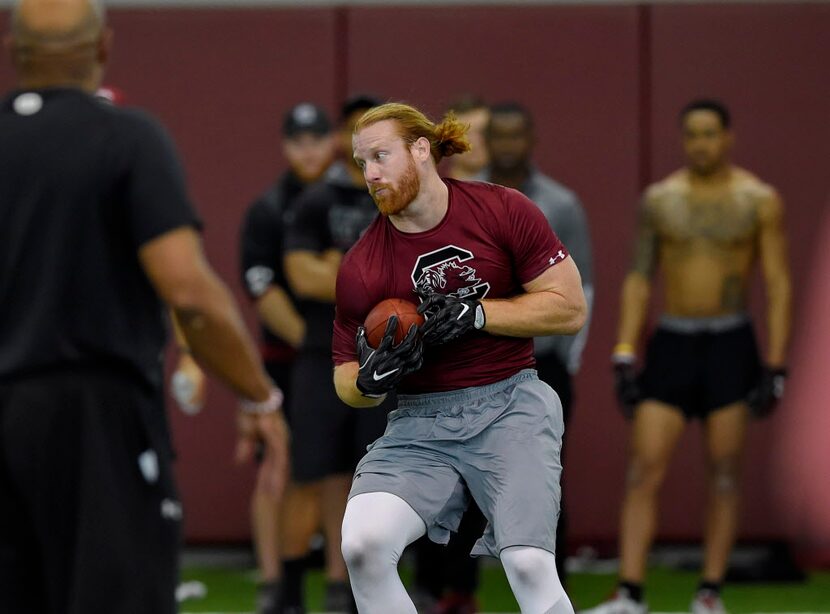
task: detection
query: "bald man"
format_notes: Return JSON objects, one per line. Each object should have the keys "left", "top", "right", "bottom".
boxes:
{"left": 1, "top": 2, "right": 288, "bottom": 613}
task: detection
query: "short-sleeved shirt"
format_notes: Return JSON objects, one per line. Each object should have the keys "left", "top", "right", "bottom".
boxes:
{"left": 0, "top": 88, "right": 200, "bottom": 393}
{"left": 239, "top": 171, "right": 306, "bottom": 362}
{"left": 332, "top": 179, "right": 569, "bottom": 393}
{"left": 284, "top": 163, "right": 380, "bottom": 353}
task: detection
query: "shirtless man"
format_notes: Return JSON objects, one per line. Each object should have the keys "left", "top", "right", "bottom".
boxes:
{"left": 585, "top": 99, "right": 791, "bottom": 614}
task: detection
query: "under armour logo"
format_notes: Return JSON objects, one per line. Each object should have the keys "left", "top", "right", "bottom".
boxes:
{"left": 549, "top": 250, "right": 566, "bottom": 266}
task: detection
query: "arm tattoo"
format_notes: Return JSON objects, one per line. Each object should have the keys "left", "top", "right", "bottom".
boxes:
{"left": 630, "top": 201, "right": 658, "bottom": 276}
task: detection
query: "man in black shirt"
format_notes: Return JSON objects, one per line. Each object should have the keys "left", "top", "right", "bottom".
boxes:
{"left": 282, "top": 95, "right": 387, "bottom": 613}
{"left": 240, "top": 102, "right": 335, "bottom": 614}
{"left": 0, "top": 2, "right": 286, "bottom": 613}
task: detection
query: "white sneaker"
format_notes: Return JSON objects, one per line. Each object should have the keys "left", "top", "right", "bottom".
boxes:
{"left": 582, "top": 590, "right": 648, "bottom": 614}
{"left": 691, "top": 590, "right": 728, "bottom": 614}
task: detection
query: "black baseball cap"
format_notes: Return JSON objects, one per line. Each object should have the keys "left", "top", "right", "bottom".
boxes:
{"left": 340, "top": 94, "right": 383, "bottom": 122}
{"left": 282, "top": 103, "right": 332, "bottom": 137}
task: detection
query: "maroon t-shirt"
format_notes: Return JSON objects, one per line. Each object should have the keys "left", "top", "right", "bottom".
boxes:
{"left": 333, "top": 179, "right": 569, "bottom": 393}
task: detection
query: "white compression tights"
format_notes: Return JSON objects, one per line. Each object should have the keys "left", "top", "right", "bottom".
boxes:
{"left": 500, "top": 546, "right": 575, "bottom": 614}
{"left": 340, "top": 492, "right": 426, "bottom": 614}
{"left": 341, "top": 492, "right": 574, "bottom": 614}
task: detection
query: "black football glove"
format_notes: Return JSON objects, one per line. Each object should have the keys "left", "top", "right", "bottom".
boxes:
{"left": 747, "top": 366, "right": 787, "bottom": 418}
{"left": 416, "top": 287, "right": 485, "bottom": 346}
{"left": 355, "top": 316, "right": 424, "bottom": 397}
{"left": 612, "top": 355, "right": 641, "bottom": 419}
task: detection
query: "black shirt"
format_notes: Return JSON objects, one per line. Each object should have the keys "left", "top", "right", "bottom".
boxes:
{"left": 0, "top": 88, "right": 200, "bottom": 393}
{"left": 284, "top": 162, "right": 379, "bottom": 353}
{"left": 239, "top": 171, "right": 306, "bottom": 362}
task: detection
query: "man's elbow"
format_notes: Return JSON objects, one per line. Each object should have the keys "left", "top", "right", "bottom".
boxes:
{"left": 334, "top": 379, "right": 358, "bottom": 407}
{"left": 560, "top": 294, "right": 588, "bottom": 335}
{"left": 162, "top": 272, "right": 217, "bottom": 315}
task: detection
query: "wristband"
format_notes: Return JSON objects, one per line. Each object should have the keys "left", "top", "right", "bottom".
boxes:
{"left": 613, "top": 342, "right": 635, "bottom": 355}
{"left": 240, "top": 388, "right": 283, "bottom": 414}
{"left": 612, "top": 343, "right": 636, "bottom": 365}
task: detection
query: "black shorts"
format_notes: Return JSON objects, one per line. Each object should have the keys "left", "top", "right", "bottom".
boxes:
{"left": 265, "top": 359, "right": 293, "bottom": 402}
{"left": 288, "top": 352, "right": 390, "bottom": 483}
{"left": 534, "top": 352, "right": 573, "bottom": 425}
{"left": 640, "top": 319, "right": 761, "bottom": 419}
{"left": 256, "top": 360, "right": 295, "bottom": 464}
{"left": 0, "top": 369, "right": 180, "bottom": 614}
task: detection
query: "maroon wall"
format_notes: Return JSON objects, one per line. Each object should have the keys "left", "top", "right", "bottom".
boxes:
{"left": 2, "top": 4, "right": 828, "bottom": 549}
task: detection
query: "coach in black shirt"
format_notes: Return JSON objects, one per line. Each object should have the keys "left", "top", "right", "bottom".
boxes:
{"left": 0, "top": 2, "right": 287, "bottom": 613}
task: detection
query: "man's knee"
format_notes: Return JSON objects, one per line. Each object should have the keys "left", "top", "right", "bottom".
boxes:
{"left": 708, "top": 456, "right": 741, "bottom": 495}
{"left": 341, "top": 524, "right": 392, "bottom": 574}
{"left": 626, "top": 457, "right": 669, "bottom": 492}
{"left": 501, "top": 547, "right": 557, "bottom": 590}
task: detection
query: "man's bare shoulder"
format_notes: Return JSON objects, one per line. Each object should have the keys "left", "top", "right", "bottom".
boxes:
{"left": 732, "top": 167, "right": 780, "bottom": 202}
{"left": 643, "top": 169, "right": 689, "bottom": 206}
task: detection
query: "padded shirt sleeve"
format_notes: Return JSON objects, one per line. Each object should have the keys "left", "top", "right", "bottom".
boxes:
{"left": 503, "top": 188, "right": 569, "bottom": 284}
{"left": 239, "top": 197, "right": 286, "bottom": 298}
{"left": 283, "top": 185, "right": 330, "bottom": 253}
{"left": 124, "top": 113, "right": 201, "bottom": 249}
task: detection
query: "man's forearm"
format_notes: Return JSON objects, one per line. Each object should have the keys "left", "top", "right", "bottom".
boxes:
{"left": 482, "top": 288, "right": 586, "bottom": 337}
{"left": 285, "top": 249, "right": 340, "bottom": 302}
{"left": 175, "top": 273, "right": 272, "bottom": 402}
{"left": 257, "top": 286, "right": 305, "bottom": 348}
{"left": 615, "top": 272, "right": 651, "bottom": 351}
{"left": 765, "top": 276, "right": 792, "bottom": 367}
{"left": 333, "top": 362, "right": 386, "bottom": 408}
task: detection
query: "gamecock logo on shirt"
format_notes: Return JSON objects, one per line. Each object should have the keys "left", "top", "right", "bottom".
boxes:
{"left": 411, "top": 245, "right": 491, "bottom": 300}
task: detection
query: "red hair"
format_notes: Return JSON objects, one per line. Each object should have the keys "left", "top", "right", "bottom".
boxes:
{"left": 354, "top": 102, "right": 471, "bottom": 163}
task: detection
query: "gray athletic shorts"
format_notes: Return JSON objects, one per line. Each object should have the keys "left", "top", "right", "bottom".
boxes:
{"left": 349, "top": 369, "right": 564, "bottom": 558}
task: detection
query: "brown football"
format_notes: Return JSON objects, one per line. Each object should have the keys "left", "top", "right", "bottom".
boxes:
{"left": 364, "top": 298, "right": 425, "bottom": 348}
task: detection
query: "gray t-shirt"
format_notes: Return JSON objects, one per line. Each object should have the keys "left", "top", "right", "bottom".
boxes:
{"left": 476, "top": 168, "right": 593, "bottom": 372}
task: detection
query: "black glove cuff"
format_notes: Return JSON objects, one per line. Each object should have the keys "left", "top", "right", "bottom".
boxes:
{"left": 355, "top": 379, "right": 386, "bottom": 399}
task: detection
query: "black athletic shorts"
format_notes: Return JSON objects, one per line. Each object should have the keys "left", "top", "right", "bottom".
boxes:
{"left": 255, "top": 359, "right": 294, "bottom": 464}
{"left": 534, "top": 352, "right": 573, "bottom": 425}
{"left": 0, "top": 368, "right": 180, "bottom": 614}
{"left": 288, "top": 351, "right": 390, "bottom": 483}
{"left": 265, "top": 359, "right": 293, "bottom": 403}
{"left": 640, "top": 317, "right": 761, "bottom": 420}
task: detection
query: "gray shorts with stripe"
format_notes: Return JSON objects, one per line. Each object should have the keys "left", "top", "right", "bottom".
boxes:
{"left": 349, "top": 369, "right": 564, "bottom": 558}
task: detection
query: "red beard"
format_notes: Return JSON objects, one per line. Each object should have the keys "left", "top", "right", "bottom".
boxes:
{"left": 371, "top": 156, "right": 420, "bottom": 216}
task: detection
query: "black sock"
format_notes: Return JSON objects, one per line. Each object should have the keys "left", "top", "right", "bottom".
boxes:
{"left": 282, "top": 557, "right": 306, "bottom": 607}
{"left": 618, "top": 581, "right": 644, "bottom": 603}
{"left": 256, "top": 580, "right": 281, "bottom": 613}
{"left": 698, "top": 580, "right": 722, "bottom": 595}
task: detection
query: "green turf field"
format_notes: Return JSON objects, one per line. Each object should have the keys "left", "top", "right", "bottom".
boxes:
{"left": 179, "top": 564, "right": 830, "bottom": 613}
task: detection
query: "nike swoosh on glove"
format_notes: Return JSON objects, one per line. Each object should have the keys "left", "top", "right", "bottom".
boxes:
{"left": 356, "top": 315, "right": 424, "bottom": 397}
{"left": 416, "top": 287, "right": 485, "bottom": 346}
